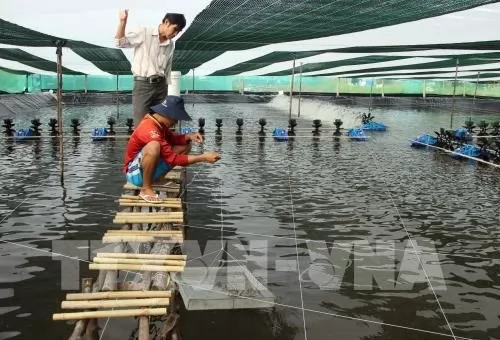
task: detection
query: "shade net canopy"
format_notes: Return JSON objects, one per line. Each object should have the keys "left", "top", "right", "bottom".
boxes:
{"left": 173, "top": 0, "right": 499, "bottom": 73}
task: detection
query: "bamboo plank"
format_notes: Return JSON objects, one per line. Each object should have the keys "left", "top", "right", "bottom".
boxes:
{"left": 89, "top": 263, "right": 185, "bottom": 272}
{"left": 106, "top": 230, "right": 183, "bottom": 235}
{"left": 113, "top": 217, "right": 184, "bottom": 224}
{"left": 123, "top": 183, "right": 180, "bottom": 193}
{"left": 53, "top": 308, "right": 167, "bottom": 320}
{"left": 120, "top": 195, "right": 181, "bottom": 203}
{"left": 118, "top": 201, "right": 182, "bottom": 209}
{"left": 96, "top": 253, "right": 187, "bottom": 260}
{"left": 102, "top": 236, "right": 183, "bottom": 243}
{"left": 93, "top": 257, "right": 186, "bottom": 266}
{"left": 66, "top": 291, "right": 172, "bottom": 301}
{"left": 115, "top": 212, "right": 183, "bottom": 217}
{"left": 61, "top": 298, "right": 170, "bottom": 309}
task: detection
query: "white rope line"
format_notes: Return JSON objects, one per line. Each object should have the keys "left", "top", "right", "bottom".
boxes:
{"left": 367, "top": 140, "right": 457, "bottom": 340}
{"left": 287, "top": 165, "right": 308, "bottom": 340}
{"left": 409, "top": 140, "right": 500, "bottom": 168}
{"left": 2, "top": 194, "right": 498, "bottom": 264}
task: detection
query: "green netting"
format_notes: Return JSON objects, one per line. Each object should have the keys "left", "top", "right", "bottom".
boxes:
{"left": 0, "top": 68, "right": 27, "bottom": 93}
{"left": 209, "top": 51, "right": 326, "bottom": 76}
{"left": 345, "top": 68, "right": 500, "bottom": 79}
{"left": 174, "top": 0, "right": 499, "bottom": 73}
{"left": 264, "top": 56, "right": 414, "bottom": 76}
{"left": 210, "top": 50, "right": 500, "bottom": 76}
{"left": 0, "top": 18, "right": 131, "bottom": 75}
{"left": 313, "top": 55, "right": 500, "bottom": 77}
{"left": 0, "top": 48, "right": 82, "bottom": 74}
{"left": 1, "top": 68, "right": 500, "bottom": 97}
{"left": 70, "top": 48, "right": 131, "bottom": 75}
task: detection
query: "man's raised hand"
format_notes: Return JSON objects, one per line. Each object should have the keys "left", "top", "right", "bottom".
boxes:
{"left": 119, "top": 9, "right": 129, "bottom": 22}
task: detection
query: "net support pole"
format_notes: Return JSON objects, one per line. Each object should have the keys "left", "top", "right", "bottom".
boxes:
{"left": 298, "top": 62, "right": 303, "bottom": 117}
{"left": 450, "top": 58, "right": 459, "bottom": 129}
{"left": 381, "top": 79, "right": 385, "bottom": 98}
{"left": 116, "top": 74, "right": 120, "bottom": 119}
{"left": 368, "top": 78, "right": 374, "bottom": 113}
{"left": 25, "top": 74, "right": 29, "bottom": 93}
{"left": 84, "top": 74, "right": 88, "bottom": 94}
{"left": 56, "top": 40, "right": 65, "bottom": 181}
{"left": 473, "top": 72, "right": 480, "bottom": 102}
{"left": 423, "top": 79, "right": 426, "bottom": 98}
{"left": 288, "top": 56, "right": 296, "bottom": 120}
{"left": 336, "top": 78, "right": 340, "bottom": 97}
{"left": 192, "top": 69, "right": 195, "bottom": 94}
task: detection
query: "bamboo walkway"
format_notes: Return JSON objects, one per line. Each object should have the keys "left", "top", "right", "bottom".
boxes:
{"left": 53, "top": 166, "right": 187, "bottom": 340}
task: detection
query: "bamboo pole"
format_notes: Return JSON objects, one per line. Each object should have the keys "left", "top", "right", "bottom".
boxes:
{"left": 113, "top": 218, "right": 184, "bottom": 224}
{"left": 120, "top": 195, "right": 181, "bottom": 203}
{"left": 118, "top": 202, "right": 182, "bottom": 209}
{"left": 139, "top": 316, "right": 149, "bottom": 340}
{"left": 102, "top": 236, "right": 156, "bottom": 243}
{"left": 53, "top": 308, "right": 167, "bottom": 320}
{"left": 66, "top": 291, "right": 172, "bottom": 301}
{"left": 106, "top": 230, "right": 183, "bottom": 235}
{"left": 96, "top": 253, "right": 186, "bottom": 260}
{"left": 62, "top": 298, "right": 170, "bottom": 309}
{"left": 68, "top": 278, "right": 92, "bottom": 340}
{"left": 474, "top": 72, "right": 480, "bottom": 102}
{"left": 93, "top": 258, "right": 185, "bottom": 266}
{"left": 56, "top": 41, "right": 64, "bottom": 180}
{"left": 89, "top": 263, "right": 185, "bottom": 272}
{"left": 101, "top": 243, "right": 122, "bottom": 291}
{"left": 450, "top": 58, "right": 459, "bottom": 129}
{"left": 123, "top": 183, "right": 180, "bottom": 191}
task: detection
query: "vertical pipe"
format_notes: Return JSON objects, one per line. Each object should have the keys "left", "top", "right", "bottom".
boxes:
{"left": 381, "top": 79, "right": 385, "bottom": 98}
{"left": 450, "top": 58, "right": 459, "bottom": 129}
{"left": 84, "top": 74, "right": 88, "bottom": 94}
{"left": 423, "top": 79, "right": 426, "bottom": 98}
{"left": 298, "top": 62, "right": 303, "bottom": 117}
{"left": 368, "top": 78, "right": 374, "bottom": 112}
{"left": 116, "top": 74, "right": 120, "bottom": 119}
{"left": 336, "top": 78, "right": 340, "bottom": 97}
{"left": 473, "top": 71, "right": 480, "bottom": 102}
{"left": 56, "top": 41, "right": 64, "bottom": 180}
{"left": 462, "top": 80, "right": 466, "bottom": 97}
{"left": 25, "top": 74, "right": 29, "bottom": 93}
{"left": 288, "top": 56, "right": 296, "bottom": 120}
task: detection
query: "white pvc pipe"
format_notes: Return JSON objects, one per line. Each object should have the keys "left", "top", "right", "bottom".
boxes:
{"left": 168, "top": 71, "right": 181, "bottom": 97}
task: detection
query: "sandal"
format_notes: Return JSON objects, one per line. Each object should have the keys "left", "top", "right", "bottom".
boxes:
{"left": 139, "top": 192, "right": 162, "bottom": 203}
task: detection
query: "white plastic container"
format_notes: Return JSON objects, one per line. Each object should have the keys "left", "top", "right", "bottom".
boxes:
{"left": 168, "top": 71, "right": 181, "bottom": 96}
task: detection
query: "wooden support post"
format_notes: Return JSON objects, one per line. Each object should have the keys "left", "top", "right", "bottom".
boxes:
{"left": 68, "top": 278, "right": 92, "bottom": 340}
{"left": 298, "top": 62, "right": 303, "bottom": 117}
{"left": 288, "top": 55, "right": 296, "bottom": 120}
{"left": 56, "top": 40, "right": 65, "bottom": 181}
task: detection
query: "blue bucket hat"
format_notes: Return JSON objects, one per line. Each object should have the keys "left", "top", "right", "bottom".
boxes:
{"left": 150, "top": 95, "right": 192, "bottom": 121}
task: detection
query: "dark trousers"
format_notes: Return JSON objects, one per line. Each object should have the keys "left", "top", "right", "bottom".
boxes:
{"left": 132, "top": 80, "right": 167, "bottom": 124}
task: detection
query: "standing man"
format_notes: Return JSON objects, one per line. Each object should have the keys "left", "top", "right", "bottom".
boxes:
{"left": 115, "top": 9, "right": 186, "bottom": 124}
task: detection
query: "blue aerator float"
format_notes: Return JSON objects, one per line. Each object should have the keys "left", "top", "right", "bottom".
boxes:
{"left": 272, "top": 128, "right": 288, "bottom": 141}
{"left": 410, "top": 133, "right": 437, "bottom": 148}
{"left": 347, "top": 128, "right": 368, "bottom": 141}
{"left": 450, "top": 144, "right": 481, "bottom": 159}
